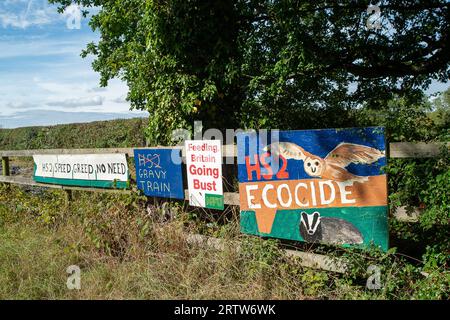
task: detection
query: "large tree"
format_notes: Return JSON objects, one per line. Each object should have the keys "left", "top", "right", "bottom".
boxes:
{"left": 51, "top": 0, "right": 450, "bottom": 143}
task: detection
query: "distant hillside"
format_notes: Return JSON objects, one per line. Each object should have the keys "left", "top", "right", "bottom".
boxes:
{"left": 0, "top": 118, "right": 149, "bottom": 150}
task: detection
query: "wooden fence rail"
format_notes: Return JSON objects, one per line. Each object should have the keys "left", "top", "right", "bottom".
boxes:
{"left": 0, "top": 141, "right": 446, "bottom": 273}
{"left": 0, "top": 141, "right": 448, "bottom": 158}
{"left": 1, "top": 142, "right": 444, "bottom": 218}
{"left": 0, "top": 174, "right": 423, "bottom": 222}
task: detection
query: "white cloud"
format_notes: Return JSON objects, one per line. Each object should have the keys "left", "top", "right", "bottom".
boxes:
{"left": 0, "top": 2, "right": 139, "bottom": 126}
{"left": 5, "top": 101, "right": 38, "bottom": 109}
{"left": 46, "top": 96, "right": 104, "bottom": 108}
{"left": 112, "top": 95, "right": 127, "bottom": 103}
{"left": 88, "top": 87, "right": 108, "bottom": 93}
{"left": 35, "top": 80, "right": 90, "bottom": 95}
{"left": 0, "top": 37, "right": 92, "bottom": 59}
{"left": 0, "top": 0, "right": 98, "bottom": 30}
{"left": 0, "top": 0, "right": 57, "bottom": 29}
{"left": 0, "top": 73, "right": 135, "bottom": 117}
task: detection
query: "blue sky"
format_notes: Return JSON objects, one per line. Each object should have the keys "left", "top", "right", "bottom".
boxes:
{"left": 0, "top": 1, "right": 448, "bottom": 129}
{"left": 0, "top": 0, "right": 147, "bottom": 128}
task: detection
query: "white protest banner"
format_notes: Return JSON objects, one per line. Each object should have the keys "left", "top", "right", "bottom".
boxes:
{"left": 33, "top": 154, "right": 129, "bottom": 189}
{"left": 185, "top": 140, "right": 224, "bottom": 209}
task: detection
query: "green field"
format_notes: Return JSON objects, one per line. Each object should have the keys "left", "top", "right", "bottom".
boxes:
{"left": 0, "top": 118, "right": 148, "bottom": 151}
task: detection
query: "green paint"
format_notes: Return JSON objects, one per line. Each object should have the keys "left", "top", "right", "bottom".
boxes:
{"left": 241, "top": 206, "right": 389, "bottom": 251}
{"left": 205, "top": 193, "right": 224, "bottom": 210}
{"left": 33, "top": 175, "right": 128, "bottom": 189}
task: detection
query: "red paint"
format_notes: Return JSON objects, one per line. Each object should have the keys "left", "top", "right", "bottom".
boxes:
{"left": 245, "top": 153, "right": 289, "bottom": 180}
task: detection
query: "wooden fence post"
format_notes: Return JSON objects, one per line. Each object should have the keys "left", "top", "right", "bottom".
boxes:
{"left": 2, "top": 157, "right": 10, "bottom": 190}
{"left": 2, "top": 157, "right": 10, "bottom": 176}
{"left": 64, "top": 189, "right": 73, "bottom": 208}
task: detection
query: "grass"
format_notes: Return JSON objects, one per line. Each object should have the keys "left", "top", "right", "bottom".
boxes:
{"left": 0, "top": 207, "right": 310, "bottom": 299}
{"left": 0, "top": 184, "right": 448, "bottom": 300}
{"left": 0, "top": 185, "right": 313, "bottom": 299}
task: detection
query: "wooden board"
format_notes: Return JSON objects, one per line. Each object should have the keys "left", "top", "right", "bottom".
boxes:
{"left": 134, "top": 148, "right": 185, "bottom": 199}
{"left": 185, "top": 140, "right": 224, "bottom": 209}
{"left": 33, "top": 154, "right": 129, "bottom": 189}
{"left": 390, "top": 142, "right": 449, "bottom": 158}
{"left": 237, "top": 127, "right": 389, "bottom": 251}
{"left": 186, "top": 233, "right": 348, "bottom": 273}
{"left": 0, "top": 175, "right": 131, "bottom": 194}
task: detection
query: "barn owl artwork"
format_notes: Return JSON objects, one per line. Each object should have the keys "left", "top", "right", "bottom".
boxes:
{"left": 238, "top": 127, "right": 389, "bottom": 251}
{"left": 264, "top": 142, "right": 385, "bottom": 182}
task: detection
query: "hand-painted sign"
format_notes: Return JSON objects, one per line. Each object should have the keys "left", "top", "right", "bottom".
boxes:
{"left": 33, "top": 154, "right": 129, "bottom": 189}
{"left": 185, "top": 140, "right": 224, "bottom": 210}
{"left": 237, "top": 127, "right": 388, "bottom": 250}
{"left": 134, "top": 148, "right": 184, "bottom": 199}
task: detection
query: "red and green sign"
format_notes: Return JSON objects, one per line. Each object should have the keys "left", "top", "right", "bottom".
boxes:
{"left": 185, "top": 140, "right": 224, "bottom": 210}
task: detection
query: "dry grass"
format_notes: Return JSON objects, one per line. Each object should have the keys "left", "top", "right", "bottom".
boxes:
{"left": 0, "top": 215, "right": 312, "bottom": 299}
{"left": 3, "top": 185, "right": 445, "bottom": 300}
{"left": 0, "top": 185, "right": 322, "bottom": 299}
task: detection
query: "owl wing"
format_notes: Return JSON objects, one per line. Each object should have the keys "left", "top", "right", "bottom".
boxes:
{"left": 325, "top": 143, "right": 385, "bottom": 168}
{"left": 263, "top": 142, "right": 309, "bottom": 161}
{"left": 322, "top": 163, "right": 361, "bottom": 181}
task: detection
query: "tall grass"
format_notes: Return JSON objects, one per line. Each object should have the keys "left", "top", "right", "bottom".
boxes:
{"left": 0, "top": 185, "right": 313, "bottom": 299}
{"left": 0, "top": 184, "right": 447, "bottom": 300}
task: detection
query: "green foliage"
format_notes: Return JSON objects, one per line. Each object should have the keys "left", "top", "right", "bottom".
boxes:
{"left": 336, "top": 245, "right": 449, "bottom": 300}
{"left": 49, "top": 0, "right": 449, "bottom": 143}
{"left": 0, "top": 223, "right": 75, "bottom": 299}
{"left": 72, "top": 191, "right": 150, "bottom": 257}
{"left": 351, "top": 91, "right": 449, "bottom": 272}
{"left": 0, "top": 118, "right": 147, "bottom": 150}
{"left": 0, "top": 184, "right": 66, "bottom": 225}
{"left": 355, "top": 92, "right": 449, "bottom": 142}
{"left": 384, "top": 147, "right": 449, "bottom": 263}
{"left": 240, "top": 237, "right": 283, "bottom": 274}
{"left": 387, "top": 152, "right": 449, "bottom": 216}
{"left": 300, "top": 270, "right": 329, "bottom": 297}
{"left": 429, "top": 88, "right": 450, "bottom": 141}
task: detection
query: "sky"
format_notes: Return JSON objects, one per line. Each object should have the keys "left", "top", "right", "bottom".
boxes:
{"left": 0, "top": 1, "right": 448, "bottom": 129}
{"left": 0, "top": 0, "right": 148, "bottom": 128}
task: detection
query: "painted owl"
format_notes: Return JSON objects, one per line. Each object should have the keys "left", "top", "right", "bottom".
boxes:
{"left": 264, "top": 142, "right": 385, "bottom": 182}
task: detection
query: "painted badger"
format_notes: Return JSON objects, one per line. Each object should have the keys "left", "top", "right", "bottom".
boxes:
{"left": 299, "top": 211, "right": 363, "bottom": 245}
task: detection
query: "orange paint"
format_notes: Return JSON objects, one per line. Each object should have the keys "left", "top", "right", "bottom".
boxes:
{"left": 255, "top": 209, "right": 277, "bottom": 234}
{"left": 239, "top": 175, "right": 387, "bottom": 233}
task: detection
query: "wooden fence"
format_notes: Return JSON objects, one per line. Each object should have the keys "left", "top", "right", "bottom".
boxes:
{"left": 0, "top": 141, "right": 447, "bottom": 273}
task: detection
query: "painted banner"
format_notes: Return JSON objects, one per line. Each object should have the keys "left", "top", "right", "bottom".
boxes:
{"left": 134, "top": 148, "right": 184, "bottom": 199}
{"left": 237, "top": 127, "right": 388, "bottom": 250}
{"left": 185, "top": 140, "right": 224, "bottom": 210}
{"left": 33, "top": 154, "right": 129, "bottom": 189}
